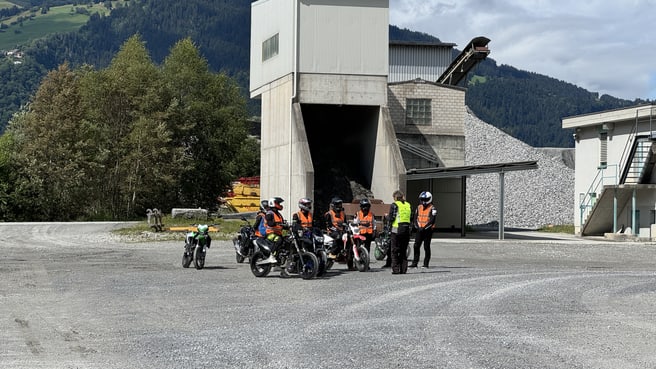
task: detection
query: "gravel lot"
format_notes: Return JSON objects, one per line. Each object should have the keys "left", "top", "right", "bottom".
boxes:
{"left": 1, "top": 222, "right": 656, "bottom": 369}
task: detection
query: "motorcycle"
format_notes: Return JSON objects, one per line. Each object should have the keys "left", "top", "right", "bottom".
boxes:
{"left": 249, "top": 227, "right": 319, "bottom": 279}
{"left": 298, "top": 227, "right": 329, "bottom": 277}
{"left": 233, "top": 217, "right": 256, "bottom": 263}
{"left": 325, "top": 221, "right": 370, "bottom": 272}
{"left": 182, "top": 224, "right": 212, "bottom": 270}
{"left": 373, "top": 217, "right": 411, "bottom": 261}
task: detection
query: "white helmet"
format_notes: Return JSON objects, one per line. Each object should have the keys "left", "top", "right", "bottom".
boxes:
{"left": 419, "top": 191, "right": 432, "bottom": 205}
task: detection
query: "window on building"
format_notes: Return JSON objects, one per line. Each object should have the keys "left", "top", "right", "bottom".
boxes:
{"left": 405, "top": 98, "right": 432, "bottom": 125}
{"left": 262, "top": 33, "right": 279, "bottom": 62}
{"left": 599, "top": 131, "right": 608, "bottom": 168}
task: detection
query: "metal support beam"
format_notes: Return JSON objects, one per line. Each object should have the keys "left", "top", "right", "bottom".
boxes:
{"left": 461, "top": 176, "right": 466, "bottom": 237}
{"left": 632, "top": 188, "right": 637, "bottom": 235}
{"left": 499, "top": 172, "right": 505, "bottom": 240}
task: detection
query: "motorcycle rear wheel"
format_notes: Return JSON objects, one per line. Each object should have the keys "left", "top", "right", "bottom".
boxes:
{"left": 182, "top": 244, "right": 193, "bottom": 268}
{"left": 193, "top": 246, "right": 205, "bottom": 270}
{"left": 250, "top": 251, "right": 272, "bottom": 277}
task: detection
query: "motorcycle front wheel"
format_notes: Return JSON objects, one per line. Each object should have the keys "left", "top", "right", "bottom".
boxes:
{"left": 299, "top": 252, "right": 319, "bottom": 280}
{"left": 193, "top": 246, "right": 205, "bottom": 270}
{"left": 354, "top": 246, "right": 370, "bottom": 272}
{"left": 235, "top": 252, "right": 245, "bottom": 263}
{"left": 315, "top": 250, "right": 328, "bottom": 277}
{"left": 250, "top": 251, "right": 272, "bottom": 277}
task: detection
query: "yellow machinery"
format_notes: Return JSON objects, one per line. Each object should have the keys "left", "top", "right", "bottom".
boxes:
{"left": 225, "top": 177, "right": 260, "bottom": 213}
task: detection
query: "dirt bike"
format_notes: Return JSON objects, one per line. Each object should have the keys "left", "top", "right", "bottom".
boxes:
{"left": 250, "top": 227, "right": 319, "bottom": 280}
{"left": 182, "top": 224, "right": 212, "bottom": 270}
{"left": 325, "top": 221, "right": 370, "bottom": 272}
{"left": 233, "top": 217, "right": 255, "bottom": 263}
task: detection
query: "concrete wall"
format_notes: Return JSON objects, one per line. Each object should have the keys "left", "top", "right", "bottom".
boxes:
{"left": 372, "top": 106, "right": 406, "bottom": 203}
{"left": 298, "top": 74, "right": 387, "bottom": 106}
{"left": 250, "top": 0, "right": 295, "bottom": 96}
{"left": 298, "top": 0, "right": 388, "bottom": 76}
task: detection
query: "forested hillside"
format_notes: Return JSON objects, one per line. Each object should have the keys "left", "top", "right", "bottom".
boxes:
{"left": 1, "top": 0, "right": 652, "bottom": 147}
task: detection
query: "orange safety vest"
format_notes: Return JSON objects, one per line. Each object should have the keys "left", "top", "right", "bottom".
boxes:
{"left": 296, "top": 211, "right": 313, "bottom": 229}
{"left": 357, "top": 210, "right": 374, "bottom": 235}
{"left": 265, "top": 210, "right": 284, "bottom": 235}
{"left": 416, "top": 204, "right": 433, "bottom": 228}
{"left": 326, "top": 210, "right": 345, "bottom": 229}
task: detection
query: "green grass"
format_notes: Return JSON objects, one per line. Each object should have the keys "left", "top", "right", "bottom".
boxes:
{"left": 0, "top": 3, "right": 117, "bottom": 51}
{"left": 111, "top": 215, "right": 255, "bottom": 242}
{"left": 537, "top": 224, "right": 574, "bottom": 234}
{"left": 0, "top": 1, "right": 16, "bottom": 9}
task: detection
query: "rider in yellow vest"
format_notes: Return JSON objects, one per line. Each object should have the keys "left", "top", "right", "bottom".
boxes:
{"left": 387, "top": 190, "right": 411, "bottom": 274}
{"left": 410, "top": 191, "right": 437, "bottom": 269}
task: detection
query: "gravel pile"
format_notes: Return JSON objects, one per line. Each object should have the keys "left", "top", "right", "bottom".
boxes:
{"left": 464, "top": 109, "right": 574, "bottom": 229}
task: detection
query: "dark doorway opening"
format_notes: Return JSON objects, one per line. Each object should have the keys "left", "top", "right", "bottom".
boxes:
{"left": 301, "top": 104, "right": 379, "bottom": 226}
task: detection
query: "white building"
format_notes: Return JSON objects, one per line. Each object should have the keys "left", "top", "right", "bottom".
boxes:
{"left": 562, "top": 104, "right": 656, "bottom": 238}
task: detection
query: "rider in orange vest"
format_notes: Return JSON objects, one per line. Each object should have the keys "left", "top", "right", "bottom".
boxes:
{"left": 324, "top": 197, "right": 345, "bottom": 258}
{"left": 410, "top": 191, "right": 437, "bottom": 269}
{"left": 292, "top": 197, "right": 313, "bottom": 233}
{"left": 354, "top": 198, "right": 376, "bottom": 254}
{"left": 263, "top": 196, "right": 287, "bottom": 264}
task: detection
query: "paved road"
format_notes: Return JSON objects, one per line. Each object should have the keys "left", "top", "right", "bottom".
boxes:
{"left": 1, "top": 223, "right": 655, "bottom": 369}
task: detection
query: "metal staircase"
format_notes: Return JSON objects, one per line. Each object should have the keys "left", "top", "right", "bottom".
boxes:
{"left": 579, "top": 106, "right": 656, "bottom": 236}
{"left": 620, "top": 136, "right": 655, "bottom": 184}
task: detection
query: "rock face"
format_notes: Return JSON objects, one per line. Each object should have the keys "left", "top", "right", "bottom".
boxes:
{"left": 464, "top": 109, "right": 575, "bottom": 229}
{"left": 171, "top": 208, "right": 208, "bottom": 220}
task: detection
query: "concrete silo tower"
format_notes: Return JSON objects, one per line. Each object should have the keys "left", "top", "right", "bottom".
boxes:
{"left": 250, "top": 0, "right": 404, "bottom": 219}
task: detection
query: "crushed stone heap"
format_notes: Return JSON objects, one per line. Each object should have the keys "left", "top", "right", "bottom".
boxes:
{"left": 464, "top": 109, "right": 574, "bottom": 229}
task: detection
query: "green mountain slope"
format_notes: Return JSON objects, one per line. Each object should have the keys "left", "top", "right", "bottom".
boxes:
{"left": 0, "top": 0, "right": 651, "bottom": 147}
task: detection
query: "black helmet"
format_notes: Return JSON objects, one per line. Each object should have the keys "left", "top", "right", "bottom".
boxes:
{"left": 298, "top": 197, "right": 312, "bottom": 212}
{"left": 269, "top": 196, "right": 284, "bottom": 210}
{"left": 359, "top": 198, "right": 371, "bottom": 210}
{"left": 330, "top": 197, "right": 343, "bottom": 211}
{"left": 260, "top": 199, "right": 269, "bottom": 212}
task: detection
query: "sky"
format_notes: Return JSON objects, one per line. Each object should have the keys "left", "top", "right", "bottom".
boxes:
{"left": 389, "top": 0, "right": 656, "bottom": 101}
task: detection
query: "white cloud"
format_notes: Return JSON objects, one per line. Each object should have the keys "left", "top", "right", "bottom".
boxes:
{"left": 390, "top": 0, "right": 656, "bottom": 100}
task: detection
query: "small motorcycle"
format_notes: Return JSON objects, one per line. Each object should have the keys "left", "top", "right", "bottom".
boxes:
{"left": 373, "top": 218, "right": 411, "bottom": 261}
{"left": 325, "top": 221, "right": 370, "bottom": 272}
{"left": 182, "top": 224, "right": 212, "bottom": 270}
{"left": 298, "top": 228, "right": 328, "bottom": 277}
{"left": 250, "top": 228, "right": 319, "bottom": 280}
{"left": 233, "top": 217, "right": 255, "bottom": 263}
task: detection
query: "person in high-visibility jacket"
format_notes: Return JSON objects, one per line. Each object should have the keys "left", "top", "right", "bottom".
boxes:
{"left": 410, "top": 191, "right": 437, "bottom": 269}
{"left": 387, "top": 190, "right": 412, "bottom": 274}
{"left": 263, "top": 196, "right": 287, "bottom": 264}
{"left": 292, "top": 197, "right": 313, "bottom": 233}
{"left": 324, "top": 197, "right": 346, "bottom": 258}
{"left": 354, "top": 198, "right": 376, "bottom": 254}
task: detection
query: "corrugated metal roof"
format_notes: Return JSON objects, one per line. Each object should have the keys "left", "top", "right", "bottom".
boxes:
{"left": 406, "top": 161, "right": 538, "bottom": 180}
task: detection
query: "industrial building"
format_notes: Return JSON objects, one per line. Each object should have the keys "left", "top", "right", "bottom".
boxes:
{"left": 250, "top": 0, "right": 525, "bottom": 233}
{"left": 563, "top": 104, "right": 656, "bottom": 238}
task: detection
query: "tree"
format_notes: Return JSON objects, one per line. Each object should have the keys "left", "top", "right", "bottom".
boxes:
{"left": 161, "top": 38, "right": 249, "bottom": 209}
